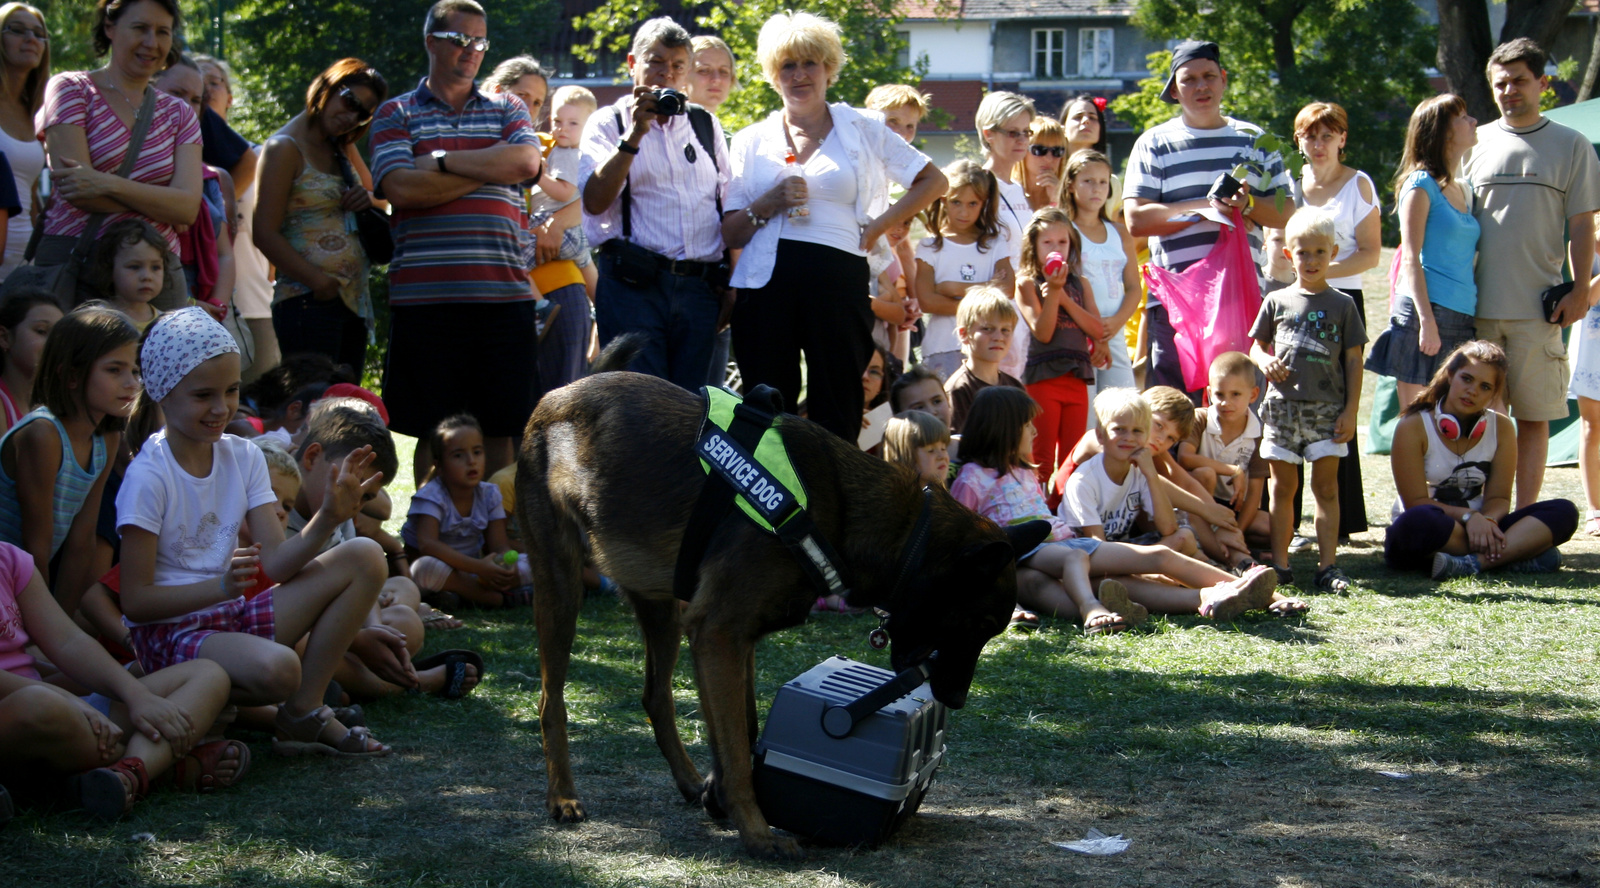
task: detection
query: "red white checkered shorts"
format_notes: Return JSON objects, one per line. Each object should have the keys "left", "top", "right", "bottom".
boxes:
{"left": 129, "top": 590, "right": 277, "bottom": 674}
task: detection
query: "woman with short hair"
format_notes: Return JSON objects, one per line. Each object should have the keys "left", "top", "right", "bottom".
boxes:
{"left": 722, "top": 11, "right": 945, "bottom": 441}
{"left": 252, "top": 58, "right": 387, "bottom": 371}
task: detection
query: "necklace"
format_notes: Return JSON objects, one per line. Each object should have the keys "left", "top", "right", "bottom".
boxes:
{"left": 98, "top": 71, "right": 146, "bottom": 115}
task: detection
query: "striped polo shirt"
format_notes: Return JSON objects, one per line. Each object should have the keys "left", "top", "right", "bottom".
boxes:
{"left": 370, "top": 78, "right": 538, "bottom": 307}
{"left": 1124, "top": 115, "right": 1289, "bottom": 301}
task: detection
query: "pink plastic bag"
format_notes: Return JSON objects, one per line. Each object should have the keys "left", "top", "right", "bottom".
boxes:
{"left": 1142, "top": 210, "right": 1263, "bottom": 392}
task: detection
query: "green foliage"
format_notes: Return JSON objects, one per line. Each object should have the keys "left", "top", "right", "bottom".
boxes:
{"left": 1541, "top": 56, "right": 1582, "bottom": 112}
{"left": 1109, "top": 50, "right": 1175, "bottom": 136}
{"left": 574, "top": 0, "right": 927, "bottom": 133}
{"left": 1122, "top": 0, "right": 1435, "bottom": 228}
{"left": 224, "top": 0, "right": 559, "bottom": 144}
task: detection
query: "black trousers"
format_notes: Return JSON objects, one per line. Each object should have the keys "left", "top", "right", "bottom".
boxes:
{"left": 731, "top": 240, "right": 875, "bottom": 443}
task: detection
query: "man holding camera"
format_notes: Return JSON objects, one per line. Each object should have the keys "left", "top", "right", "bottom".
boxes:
{"left": 372, "top": 0, "right": 544, "bottom": 480}
{"left": 1124, "top": 40, "right": 1294, "bottom": 396}
{"left": 580, "top": 17, "right": 730, "bottom": 390}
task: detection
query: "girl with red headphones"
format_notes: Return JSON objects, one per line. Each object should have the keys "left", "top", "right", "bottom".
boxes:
{"left": 1386, "top": 341, "right": 1577, "bottom": 579}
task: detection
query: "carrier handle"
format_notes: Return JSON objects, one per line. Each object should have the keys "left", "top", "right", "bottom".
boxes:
{"left": 820, "top": 655, "right": 935, "bottom": 739}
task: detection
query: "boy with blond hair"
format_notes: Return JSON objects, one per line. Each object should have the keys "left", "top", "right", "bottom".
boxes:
{"left": 536, "top": 85, "right": 600, "bottom": 298}
{"left": 947, "top": 286, "right": 1026, "bottom": 433}
{"left": 1179, "top": 351, "right": 1271, "bottom": 567}
{"left": 1250, "top": 210, "right": 1366, "bottom": 592}
{"left": 864, "top": 83, "right": 931, "bottom": 143}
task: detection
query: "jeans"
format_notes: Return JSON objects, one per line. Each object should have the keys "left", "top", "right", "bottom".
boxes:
{"left": 594, "top": 250, "right": 719, "bottom": 391}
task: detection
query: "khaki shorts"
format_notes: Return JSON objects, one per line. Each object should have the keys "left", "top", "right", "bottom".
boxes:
{"left": 1474, "top": 318, "right": 1570, "bottom": 421}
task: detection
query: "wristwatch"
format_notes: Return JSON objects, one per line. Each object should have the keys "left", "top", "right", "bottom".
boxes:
{"left": 431, "top": 149, "right": 448, "bottom": 173}
{"left": 1460, "top": 510, "right": 1477, "bottom": 525}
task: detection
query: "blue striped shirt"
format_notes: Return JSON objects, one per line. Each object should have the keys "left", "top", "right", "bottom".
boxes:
{"left": 370, "top": 78, "right": 539, "bottom": 307}
{"left": 0, "top": 407, "right": 106, "bottom": 558}
{"left": 1124, "top": 115, "right": 1289, "bottom": 301}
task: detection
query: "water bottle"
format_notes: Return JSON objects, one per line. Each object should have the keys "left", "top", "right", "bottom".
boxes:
{"left": 784, "top": 152, "right": 809, "bottom": 219}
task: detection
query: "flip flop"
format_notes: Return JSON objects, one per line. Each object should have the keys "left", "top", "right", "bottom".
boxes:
{"left": 413, "top": 649, "right": 485, "bottom": 699}
{"left": 420, "top": 607, "right": 464, "bottom": 630}
{"left": 1083, "top": 612, "right": 1130, "bottom": 636}
{"left": 1094, "top": 579, "right": 1149, "bottom": 627}
{"left": 172, "top": 739, "right": 251, "bottom": 793}
{"left": 1007, "top": 607, "right": 1040, "bottom": 630}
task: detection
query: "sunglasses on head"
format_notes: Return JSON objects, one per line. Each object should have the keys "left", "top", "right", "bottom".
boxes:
{"left": 430, "top": 30, "right": 490, "bottom": 52}
{"left": 338, "top": 86, "right": 374, "bottom": 124}
{"left": 1030, "top": 144, "right": 1065, "bottom": 158}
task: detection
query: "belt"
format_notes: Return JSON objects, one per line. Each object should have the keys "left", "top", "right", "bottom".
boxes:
{"left": 601, "top": 240, "right": 720, "bottom": 279}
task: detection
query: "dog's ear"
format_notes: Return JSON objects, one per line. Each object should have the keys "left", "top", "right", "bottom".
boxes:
{"left": 1002, "top": 520, "right": 1052, "bottom": 562}
{"left": 965, "top": 539, "right": 1015, "bottom": 580}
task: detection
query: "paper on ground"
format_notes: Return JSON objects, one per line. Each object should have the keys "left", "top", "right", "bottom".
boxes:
{"left": 1052, "top": 827, "right": 1131, "bottom": 856}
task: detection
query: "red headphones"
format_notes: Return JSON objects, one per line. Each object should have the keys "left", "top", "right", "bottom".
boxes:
{"left": 1435, "top": 409, "right": 1487, "bottom": 442}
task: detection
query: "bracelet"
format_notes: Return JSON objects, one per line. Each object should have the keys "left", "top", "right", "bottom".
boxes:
{"left": 617, "top": 141, "right": 639, "bottom": 156}
{"left": 745, "top": 206, "right": 767, "bottom": 228}
{"left": 1244, "top": 193, "right": 1256, "bottom": 214}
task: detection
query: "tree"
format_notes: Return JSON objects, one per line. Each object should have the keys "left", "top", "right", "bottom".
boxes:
{"left": 1116, "top": 0, "right": 1434, "bottom": 210}
{"left": 1438, "top": 0, "right": 1579, "bottom": 122}
{"left": 574, "top": 0, "right": 926, "bottom": 134}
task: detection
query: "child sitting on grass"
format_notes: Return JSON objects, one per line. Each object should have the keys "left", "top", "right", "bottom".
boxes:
{"left": 1250, "top": 210, "right": 1366, "bottom": 592}
{"left": 946, "top": 286, "right": 1026, "bottom": 434}
{"left": 1179, "top": 351, "right": 1272, "bottom": 568}
{"left": 883, "top": 410, "right": 951, "bottom": 489}
{"left": 1059, "top": 388, "right": 1193, "bottom": 553}
{"left": 117, "top": 308, "right": 393, "bottom": 758}
{"left": 0, "top": 289, "right": 62, "bottom": 436}
{"left": 0, "top": 541, "right": 245, "bottom": 819}
{"left": 403, "top": 414, "right": 527, "bottom": 609}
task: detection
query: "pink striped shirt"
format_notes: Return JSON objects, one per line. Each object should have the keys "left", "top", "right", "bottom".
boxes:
{"left": 38, "top": 72, "right": 201, "bottom": 254}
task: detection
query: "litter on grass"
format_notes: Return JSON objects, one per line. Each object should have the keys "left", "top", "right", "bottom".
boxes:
{"left": 1376, "top": 771, "right": 1412, "bottom": 780}
{"left": 1052, "top": 828, "right": 1131, "bottom": 856}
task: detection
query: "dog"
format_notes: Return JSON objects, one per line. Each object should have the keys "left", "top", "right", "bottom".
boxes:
{"left": 516, "top": 370, "right": 1045, "bottom": 858}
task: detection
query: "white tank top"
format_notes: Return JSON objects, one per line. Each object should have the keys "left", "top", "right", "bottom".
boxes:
{"left": 1300, "top": 169, "right": 1378, "bottom": 291}
{"left": 1075, "top": 220, "right": 1128, "bottom": 318}
{"left": 0, "top": 124, "right": 43, "bottom": 282}
{"left": 1391, "top": 408, "right": 1500, "bottom": 519}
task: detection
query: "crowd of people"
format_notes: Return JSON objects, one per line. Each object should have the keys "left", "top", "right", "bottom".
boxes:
{"left": 0, "top": 0, "right": 1593, "bottom": 830}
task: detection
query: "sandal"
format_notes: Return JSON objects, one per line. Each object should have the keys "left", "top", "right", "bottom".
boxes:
{"left": 1007, "top": 606, "right": 1040, "bottom": 630}
{"left": 419, "top": 606, "right": 463, "bottom": 630}
{"left": 1094, "top": 579, "right": 1149, "bottom": 627}
{"left": 1314, "top": 564, "right": 1353, "bottom": 593}
{"left": 272, "top": 705, "right": 391, "bottom": 758}
{"left": 172, "top": 739, "right": 251, "bottom": 793}
{"left": 413, "top": 649, "right": 485, "bottom": 699}
{"left": 70, "top": 756, "right": 148, "bottom": 820}
{"left": 1586, "top": 510, "right": 1600, "bottom": 537}
{"left": 1083, "top": 612, "right": 1130, "bottom": 636}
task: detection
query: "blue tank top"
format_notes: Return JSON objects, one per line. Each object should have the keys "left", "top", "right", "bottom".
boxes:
{"left": 0, "top": 407, "right": 107, "bottom": 558}
{"left": 1400, "top": 170, "right": 1479, "bottom": 316}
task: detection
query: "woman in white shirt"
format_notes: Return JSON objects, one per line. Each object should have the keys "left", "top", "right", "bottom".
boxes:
{"left": 722, "top": 12, "right": 944, "bottom": 442}
{"left": 0, "top": 3, "right": 46, "bottom": 283}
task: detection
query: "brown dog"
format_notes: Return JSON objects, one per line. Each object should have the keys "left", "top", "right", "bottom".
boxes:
{"left": 516, "top": 371, "right": 1043, "bottom": 858}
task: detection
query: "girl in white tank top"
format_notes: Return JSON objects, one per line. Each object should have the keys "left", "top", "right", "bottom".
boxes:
{"left": 1393, "top": 407, "right": 1499, "bottom": 520}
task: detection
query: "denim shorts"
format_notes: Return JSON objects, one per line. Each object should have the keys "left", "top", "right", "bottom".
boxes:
{"left": 1020, "top": 535, "right": 1102, "bottom": 562}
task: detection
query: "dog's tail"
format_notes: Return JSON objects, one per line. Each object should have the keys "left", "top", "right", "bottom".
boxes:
{"left": 590, "top": 333, "right": 644, "bottom": 376}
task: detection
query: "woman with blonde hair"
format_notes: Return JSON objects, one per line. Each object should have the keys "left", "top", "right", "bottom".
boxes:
{"left": 722, "top": 11, "right": 945, "bottom": 442}
{"left": 1016, "top": 115, "right": 1066, "bottom": 211}
{"left": 0, "top": 2, "right": 45, "bottom": 281}
{"left": 687, "top": 34, "right": 737, "bottom": 113}
{"left": 975, "top": 90, "right": 1035, "bottom": 263}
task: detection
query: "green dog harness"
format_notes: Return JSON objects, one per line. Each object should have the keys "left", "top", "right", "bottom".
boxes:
{"left": 672, "top": 386, "right": 855, "bottom": 602}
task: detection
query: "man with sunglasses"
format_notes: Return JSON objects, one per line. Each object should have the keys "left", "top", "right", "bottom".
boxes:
{"left": 579, "top": 16, "right": 730, "bottom": 391}
{"left": 369, "top": 0, "right": 545, "bottom": 482}
{"left": 1123, "top": 40, "right": 1294, "bottom": 397}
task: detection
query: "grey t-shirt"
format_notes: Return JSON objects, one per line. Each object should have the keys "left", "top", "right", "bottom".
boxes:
{"left": 1249, "top": 285, "right": 1368, "bottom": 403}
{"left": 1464, "top": 116, "right": 1600, "bottom": 320}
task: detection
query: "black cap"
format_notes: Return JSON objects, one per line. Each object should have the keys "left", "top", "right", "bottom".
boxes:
{"left": 1161, "top": 40, "right": 1221, "bottom": 104}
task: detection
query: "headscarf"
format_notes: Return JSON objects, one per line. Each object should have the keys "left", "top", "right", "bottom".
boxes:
{"left": 140, "top": 306, "right": 239, "bottom": 402}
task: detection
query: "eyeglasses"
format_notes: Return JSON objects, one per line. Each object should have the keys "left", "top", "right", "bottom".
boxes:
{"left": 339, "top": 86, "right": 374, "bottom": 123}
{"left": 429, "top": 31, "right": 489, "bottom": 52}
{"left": 1029, "top": 144, "right": 1065, "bottom": 158}
{"left": 1, "top": 24, "right": 46, "bottom": 41}
{"left": 988, "top": 127, "right": 1029, "bottom": 141}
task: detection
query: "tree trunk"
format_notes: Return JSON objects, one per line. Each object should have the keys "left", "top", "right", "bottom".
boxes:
{"left": 1579, "top": 17, "right": 1600, "bottom": 102}
{"left": 1503, "top": 0, "right": 1580, "bottom": 51}
{"left": 1437, "top": 0, "right": 1498, "bottom": 121}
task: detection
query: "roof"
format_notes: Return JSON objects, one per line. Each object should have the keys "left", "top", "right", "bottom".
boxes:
{"left": 918, "top": 79, "right": 986, "bottom": 132}
{"left": 899, "top": 0, "right": 1134, "bottom": 18}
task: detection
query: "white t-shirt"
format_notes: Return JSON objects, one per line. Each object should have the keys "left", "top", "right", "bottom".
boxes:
{"left": 1058, "top": 453, "right": 1152, "bottom": 540}
{"left": 117, "top": 432, "right": 277, "bottom": 620}
{"left": 780, "top": 133, "right": 863, "bottom": 256}
{"left": 1192, "top": 406, "right": 1265, "bottom": 500}
{"left": 993, "top": 177, "right": 1028, "bottom": 269}
{"left": 526, "top": 145, "right": 581, "bottom": 221}
{"left": 915, "top": 234, "right": 1009, "bottom": 356}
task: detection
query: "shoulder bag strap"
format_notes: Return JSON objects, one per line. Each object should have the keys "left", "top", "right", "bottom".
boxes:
{"left": 612, "top": 106, "right": 631, "bottom": 241}
{"left": 67, "top": 84, "right": 159, "bottom": 257}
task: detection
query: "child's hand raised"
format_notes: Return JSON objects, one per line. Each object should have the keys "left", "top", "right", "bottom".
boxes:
{"left": 324, "top": 445, "right": 385, "bottom": 522}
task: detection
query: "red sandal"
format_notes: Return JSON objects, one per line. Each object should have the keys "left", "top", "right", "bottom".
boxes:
{"left": 70, "top": 756, "right": 148, "bottom": 820}
{"left": 172, "top": 739, "right": 251, "bottom": 792}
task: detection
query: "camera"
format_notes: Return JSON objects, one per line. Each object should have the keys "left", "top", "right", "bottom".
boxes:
{"left": 649, "top": 87, "right": 688, "bottom": 116}
{"left": 1207, "top": 172, "right": 1243, "bottom": 202}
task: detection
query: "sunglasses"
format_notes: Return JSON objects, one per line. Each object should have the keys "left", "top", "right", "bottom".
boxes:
{"left": 1, "top": 24, "right": 45, "bottom": 41}
{"left": 1029, "top": 144, "right": 1065, "bottom": 158}
{"left": 338, "top": 86, "right": 374, "bottom": 124}
{"left": 988, "top": 128, "right": 1029, "bottom": 141}
{"left": 429, "top": 30, "right": 489, "bottom": 52}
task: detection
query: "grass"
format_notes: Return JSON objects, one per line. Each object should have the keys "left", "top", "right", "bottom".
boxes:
{"left": 7, "top": 254, "right": 1600, "bottom": 885}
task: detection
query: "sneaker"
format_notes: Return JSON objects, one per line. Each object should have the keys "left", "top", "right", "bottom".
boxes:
{"left": 1430, "top": 551, "right": 1481, "bottom": 581}
{"left": 1288, "top": 535, "right": 1314, "bottom": 553}
{"left": 1506, "top": 547, "right": 1563, "bottom": 574}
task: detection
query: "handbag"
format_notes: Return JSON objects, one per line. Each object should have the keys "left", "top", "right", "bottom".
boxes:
{"left": 332, "top": 146, "right": 393, "bottom": 265}
{"left": 1141, "top": 209, "right": 1263, "bottom": 393}
{"left": 3, "top": 85, "right": 159, "bottom": 307}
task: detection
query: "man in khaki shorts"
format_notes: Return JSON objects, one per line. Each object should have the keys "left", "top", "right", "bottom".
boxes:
{"left": 1466, "top": 37, "right": 1600, "bottom": 507}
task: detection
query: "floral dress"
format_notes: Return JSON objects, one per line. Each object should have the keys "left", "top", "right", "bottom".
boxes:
{"left": 271, "top": 136, "right": 372, "bottom": 332}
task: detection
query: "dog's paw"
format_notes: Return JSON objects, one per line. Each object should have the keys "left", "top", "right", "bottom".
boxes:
{"left": 548, "top": 797, "right": 588, "bottom": 823}
{"left": 743, "top": 830, "right": 804, "bottom": 860}
{"left": 698, "top": 776, "right": 729, "bottom": 821}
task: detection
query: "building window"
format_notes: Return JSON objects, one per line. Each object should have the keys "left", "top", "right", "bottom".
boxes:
{"left": 1079, "top": 28, "right": 1114, "bottom": 77}
{"left": 1033, "top": 28, "right": 1065, "bottom": 79}
{"left": 896, "top": 30, "right": 910, "bottom": 70}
